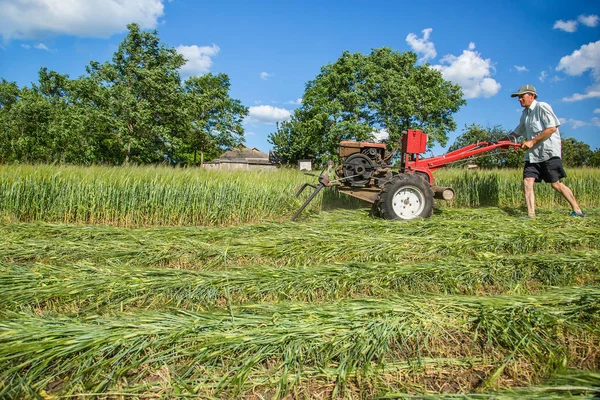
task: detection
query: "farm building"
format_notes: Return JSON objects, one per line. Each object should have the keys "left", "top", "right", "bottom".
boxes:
{"left": 206, "top": 144, "right": 277, "bottom": 170}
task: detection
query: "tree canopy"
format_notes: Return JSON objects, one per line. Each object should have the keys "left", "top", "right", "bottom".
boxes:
{"left": 0, "top": 24, "right": 248, "bottom": 165}
{"left": 268, "top": 48, "right": 466, "bottom": 165}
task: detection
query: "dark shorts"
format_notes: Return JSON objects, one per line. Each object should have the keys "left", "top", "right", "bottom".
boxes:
{"left": 523, "top": 156, "right": 566, "bottom": 183}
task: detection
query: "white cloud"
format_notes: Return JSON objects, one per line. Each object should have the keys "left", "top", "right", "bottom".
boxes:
{"left": 553, "top": 19, "right": 578, "bottom": 32}
{"left": 431, "top": 43, "right": 501, "bottom": 99}
{"left": 372, "top": 128, "right": 389, "bottom": 143}
{"left": 0, "top": 0, "right": 165, "bottom": 41}
{"left": 514, "top": 65, "right": 528, "bottom": 72}
{"left": 562, "top": 117, "right": 600, "bottom": 129}
{"left": 594, "top": 108, "right": 600, "bottom": 114}
{"left": 539, "top": 71, "right": 547, "bottom": 82}
{"left": 260, "top": 72, "right": 272, "bottom": 80}
{"left": 20, "top": 42, "right": 51, "bottom": 51}
{"left": 578, "top": 14, "right": 599, "bottom": 27}
{"left": 405, "top": 28, "right": 436, "bottom": 63}
{"left": 562, "top": 91, "right": 600, "bottom": 102}
{"left": 556, "top": 40, "right": 600, "bottom": 101}
{"left": 246, "top": 105, "right": 292, "bottom": 124}
{"left": 176, "top": 44, "right": 219, "bottom": 76}
{"left": 284, "top": 98, "right": 302, "bottom": 105}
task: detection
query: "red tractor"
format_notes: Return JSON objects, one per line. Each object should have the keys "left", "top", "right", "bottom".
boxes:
{"left": 292, "top": 129, "right": 520, "bottom": 221}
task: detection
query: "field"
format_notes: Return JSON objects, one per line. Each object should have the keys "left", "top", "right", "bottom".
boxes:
{"left": 0, "top": 165, "right": 599, "bottom": 398}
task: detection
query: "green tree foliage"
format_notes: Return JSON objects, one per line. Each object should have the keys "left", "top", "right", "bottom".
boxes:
{"left": 269, "top": 48, "right": 465, "bottom": 165}
{"left": 0, "top": 24, "right": 246, "bottom": 166}
{"left": 183, "top": 73, "right": 248, "bottom": 165}
{"left": 560, "top": 137, "right": 593, "bottom": 167}
{"left": 86, "top": 23, "right": 188, "bottom": 164}
{"left": 588, "top": 148, "right": 600, "bottom": 168}
{"left": 448, "top": 124, "right": 523, "bottom": 169}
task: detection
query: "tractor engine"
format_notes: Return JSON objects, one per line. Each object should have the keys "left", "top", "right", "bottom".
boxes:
{"left": 336, "top": 141, "right": 391, "bottom": 186}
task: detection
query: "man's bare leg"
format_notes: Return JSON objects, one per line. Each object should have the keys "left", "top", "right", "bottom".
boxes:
{"left": 523, "top": 177, "right": 536, "bottom": 217}
{"left": 551, "top": 180, "right": 582, "bottom": 214}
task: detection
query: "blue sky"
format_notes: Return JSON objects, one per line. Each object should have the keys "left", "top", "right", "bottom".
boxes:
{"left": 1, "top": 0, "right": 599, "bottom": 154}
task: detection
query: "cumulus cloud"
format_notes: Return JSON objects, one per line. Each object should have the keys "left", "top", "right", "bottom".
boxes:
{"left": 561, "top": 117, "right": 600, "bottom": 129}
{"left": 284, "top": 98, "right": 302, "bottom": 105}
{"left": 578, "top": 14, "right": 599, "bottom": 27}
{"left": 553, "top": 19, "right": 578, "bottom": 32}
{"left": 176, "top": 44, "right": 219, "bottom": 76}
{"left": 405, "top": 28, "right": 436, "bottom": 63}
{"left": 0, "top": 0, "right": 166, "bottom": 41}
{"left": 246, "top": 105, "right": 292, "bottom": 124}
{"left": 594, "top": 108, "right": 600, "bottom": 114}
{"left": 539, "top": 71, "right": 547, "bottom": 82}
{"left": 553, "top": 14, "right": 598, "bottom": 33}
{"left": 514, "top": 65, "right": 528, "bottom": 72}
{"left": 260, "top": 72, "right": 272, "bottom": 80}
{"left": 431, "top": 43, "right": 501, "bottom": 99}
{"left": 556, "top": 40, "right": 600, "bottom": 101}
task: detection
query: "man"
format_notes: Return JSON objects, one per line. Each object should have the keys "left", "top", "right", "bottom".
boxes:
{"left": 510, "top": 84, "right": 585, "bottom": 218}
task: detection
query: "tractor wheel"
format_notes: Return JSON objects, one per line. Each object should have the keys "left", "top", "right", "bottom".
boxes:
{"left": 376, "top": 174, "right": 434, "bottom": 220}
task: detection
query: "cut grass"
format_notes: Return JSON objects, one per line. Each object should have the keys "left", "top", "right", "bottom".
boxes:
{"left": 0, "top": 206, "right": 598, "bottom": 398}
{"left": 1, "top": 249, "right": 599, "bottom": 314}
{"left": 1, "top": 288, "right": 598, "bottom": 398}
{"left": 1, "top": 208, "right": 598, "bottom": 268}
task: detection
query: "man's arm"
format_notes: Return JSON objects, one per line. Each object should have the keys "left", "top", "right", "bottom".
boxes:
{"left": 521, "top": 126, "right": 557, "bottom": 150}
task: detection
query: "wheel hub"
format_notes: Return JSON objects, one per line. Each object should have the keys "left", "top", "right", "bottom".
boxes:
{"left": 391, "top": 186, "right": 425, "bottom": 219}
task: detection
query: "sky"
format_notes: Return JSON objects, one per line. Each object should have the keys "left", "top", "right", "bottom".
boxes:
{"left": 1, "top": 0, "right": 599, "bottom": 155}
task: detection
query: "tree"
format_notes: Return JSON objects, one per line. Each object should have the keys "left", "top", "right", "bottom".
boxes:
{"left": 588, "top": 148, "right": 600, "bottom": 168}
{"left": 0, "top": 79, "right": 21, "bottom": 162}
{"left": 182, "top": 73, "right": 248, "bottom": 164}
{"left": 1, "top": 69, "right": 113, "bottom": 164}
{"left": 86, "top": 23, "right": 188, "bottom": 164}
{"left": 561, "top": 137, "right": 593, "bottom": 167}
{"left": 268, "top": 48, "right": 465, "bottom": 165}
{"left": 448, "top": 123, "right": 523, "bottom": 169}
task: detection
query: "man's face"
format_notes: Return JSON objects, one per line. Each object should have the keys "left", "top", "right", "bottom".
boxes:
{"left": 518, "top": 93, "right": 535, "bottom": 108}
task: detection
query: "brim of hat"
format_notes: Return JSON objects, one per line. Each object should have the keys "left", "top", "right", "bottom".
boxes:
{"left": 511, "top": 91, "right": 535, "bottom": 97}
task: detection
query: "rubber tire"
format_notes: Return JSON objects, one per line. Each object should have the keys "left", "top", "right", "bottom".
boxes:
{"left": 376, "top": 174, "right": 434, "bottom": 220}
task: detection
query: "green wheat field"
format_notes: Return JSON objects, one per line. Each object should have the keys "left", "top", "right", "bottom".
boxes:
{"left": 1, "top": 165, "right": 599, "bottom": 399}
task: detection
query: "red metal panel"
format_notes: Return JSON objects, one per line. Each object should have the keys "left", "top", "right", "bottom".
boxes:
{"left": 401, "top": 130, "right": 428, "bottom": 154}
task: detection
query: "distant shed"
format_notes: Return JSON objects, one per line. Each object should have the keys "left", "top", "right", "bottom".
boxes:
{"left": 207, "top": 145, "right": 277, "bottom": 170}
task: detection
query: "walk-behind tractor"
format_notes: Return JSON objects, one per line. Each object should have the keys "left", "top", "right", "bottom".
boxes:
{"left": 292, "top": 129, "right": 521, "bottom": 221}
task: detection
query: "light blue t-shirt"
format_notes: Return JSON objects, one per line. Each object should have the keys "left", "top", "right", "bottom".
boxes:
{"left": 513, "top": 100, "right": 562, "bottom": 163}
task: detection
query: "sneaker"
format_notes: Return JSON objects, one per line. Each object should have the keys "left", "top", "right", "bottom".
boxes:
{"left": 570, "top": 210, "right": 586, "bottom": 217}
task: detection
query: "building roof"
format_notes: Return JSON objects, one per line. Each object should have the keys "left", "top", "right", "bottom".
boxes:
{"left": 216, "top": 144, "right": 270, "bottom": 163}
